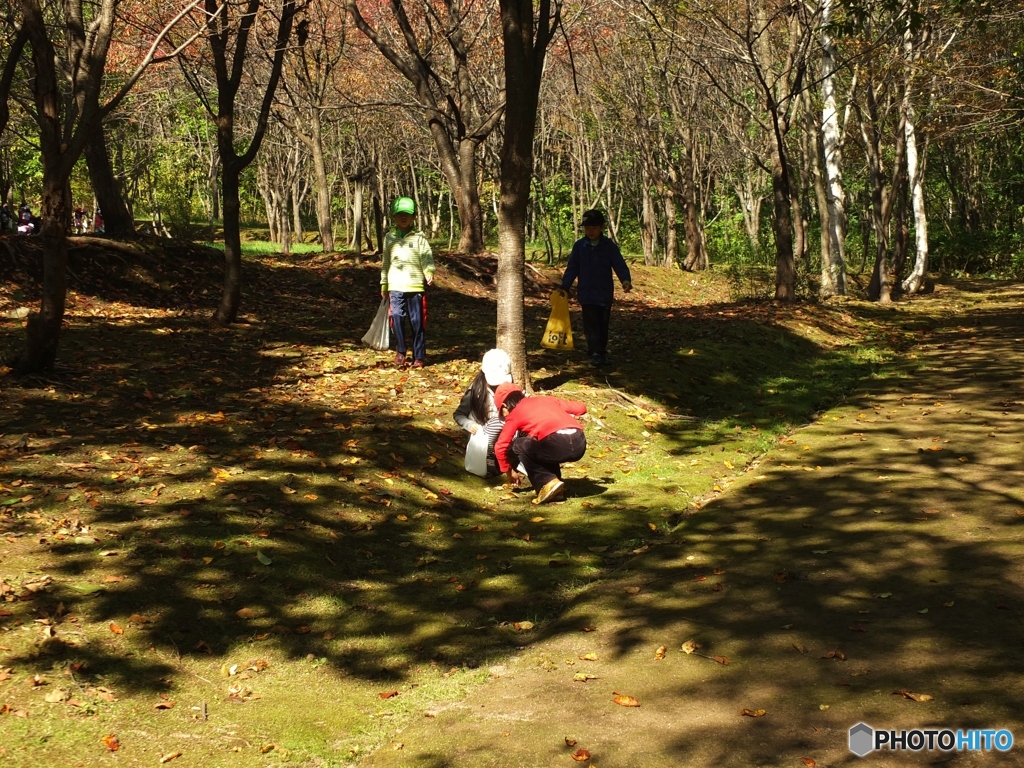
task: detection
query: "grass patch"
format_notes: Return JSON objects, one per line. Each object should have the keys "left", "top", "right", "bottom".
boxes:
{"left": 0, "top": 243, "right": 902, "bottom": 765}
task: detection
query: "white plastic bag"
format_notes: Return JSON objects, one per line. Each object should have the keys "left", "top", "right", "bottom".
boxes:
{"left": 464, "top": 428, "right": 489, "bottom": 477}
{"left": 361, "top": 297, "right": 390, "bottom": 351}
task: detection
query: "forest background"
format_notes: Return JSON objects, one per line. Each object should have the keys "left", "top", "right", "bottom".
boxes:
{"left": 2, "top": 0, "right": 1024, "bottom": 333}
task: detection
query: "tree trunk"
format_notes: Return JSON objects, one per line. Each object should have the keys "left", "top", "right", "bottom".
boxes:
{"left": 641, "top": 180, "right": 657, "bottom": 266}
{"left": 215, "top": 167, "right": 243, "bottom": 324}
{"left": 84, "top": 123, "right": 134, "bottom": 236}
{"left": 310, "top": 116, "right": 333, "bottom": 252}
{"left": 455, "top": 139, "right": 485, "bottom": 253}
{"left": 662, "top": 194, "right": 678, "bottom": 268}
{"left": 901, "top": 101, "right": 929, "bottom": 295}
{"left": 16, "top": 174, "right": 70, "bottom": 373}
{"left": 679, "top": 135, "right": 707, "bottom": 271}
{"left": 820, "top": 0, "right": 848, "bottom": 296}
{"left": 768, "top": 137, "right": 797, "bottom": 301}
{"left": 496, "top": 0, "right": 557, "bottom": 387}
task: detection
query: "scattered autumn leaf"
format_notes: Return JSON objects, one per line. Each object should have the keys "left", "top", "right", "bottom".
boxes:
{"left": 571, "top": 748, "right": 591, "bottom": 762}
{"left": 681, "top": 640, "right": 700, "bottom": 655}
{"left": 892, "top": 689, "right": 933, "bottom": 702}
{"left": 579, "top": 653, "right": 598, "bottom": 661}
{"left": 379, "top": 690, "right": 399, "bottom": 699}
{"left": 624, "top": 586, "right": 641, "bottom": 595}
{"left": 154, "top": 701, "right": 175, "bottom": 710}
{"left": 821, "top": 650, "right": 846, "bottom": 661}
{"left": 564, "top": 737, "right": 577, "bottom": 747}
{"left": 612, "top": 693, "right": 640, "bottom": 707}
{"left": 236, "top": 607, "right": 256, "bottom": 619}
{"left": 793, "top": 643, "right": 807, "bottom": 654}
{"left": 513, "top": 621, "right": 534, "bottom": 631}
{"left": 159, "top": 751, "right": 182, "bottom": 763}
{"left": 714, "top": 655, "right": 729, "bottom": 665}
{"left": 102, "top": 734, "right": 120, "bottom": 751}
{"left": 741, "top": 708, "right": 766, "bottom": 717}
{"left": 109, "top": 623, "right": 124, "bottom": 635}
{"left": 654, "top": 645, "right": 667, "bottom": 660}
{"left": 801, "top": 758, "right": 816, "bottom": 766}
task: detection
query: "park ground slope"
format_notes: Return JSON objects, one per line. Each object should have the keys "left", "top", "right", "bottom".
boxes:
{"left": 360, "top": 282, "right": 1024, "bottom": 768}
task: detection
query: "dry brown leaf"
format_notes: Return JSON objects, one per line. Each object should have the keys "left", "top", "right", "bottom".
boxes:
{"left": 801, "top": 758, "right": 816, "bottom": 767}
{"left": 154, "top": 701, "right": 175, "bottom": 710}
{"left": 654, "top": 645, "right": 667, "bottom": 660}
{"left": 379, "top": 690, "right": 399, "bottom": 699}
{"left": 572, "top": 673, "right": 598, "bottom": 682}
{"left": 513, "top": 621, "right": 534, "bottom": 631}
{"left": 571, "top": 748, "right": 591, "bottom": 762}
{"left": 624, "top": 586, "right": 641, "bottom": 595}
{"left": 681, "top": 640, "right": 700, "bottom": 655}
{"left": 740, "top": 708, "right": 766, "bottom": 717}
{"left": 564, "top": 737, "right": 577, "bottom": 747}
{"left": 714, "top": 655, "right": 729, "bottom": 665}
{"left": 612, "top": 693, "right": 640, "bottom": 707}
{"left": 579, "top": 652, "right": 598, "bottom": 661}
{"left": 236, "top": 607, "right": 256, "bottom": 619}
{"left": 102, "top": 734, "right": 120, "bottom": 752}
{"left": 793, "top": 642, "right": 807, "bottom": 654}
{"left": 892, "top": 689, "right": 933, "bottom": 702}
{"left": 821, "top": 650, "right": 846, "bottom": 661}
{"left": 109, "top": 623, "right": 124, "bottom": 635}
{"left": 159, "top": 751, "right": 182, "bottom": 763}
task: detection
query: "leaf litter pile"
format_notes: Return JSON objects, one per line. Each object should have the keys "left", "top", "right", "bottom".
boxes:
{"left": 0, "top": 237, "right": 897, "bottom": 765}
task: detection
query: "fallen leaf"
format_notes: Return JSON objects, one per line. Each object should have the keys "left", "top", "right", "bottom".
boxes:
{"left": 681, "top": 640, "right": 700, "bottom": 655}
{"left": 159, "top": 751, "right": 182, "bottom": 763}
{"left": 236, "top": 607, "right": 256, "bottom": 619}
{"left": 109, "top": 623, "right": 124, "bottom": 635}
{"left": 154, "top": 701, "right": 175, "bottom": 710}
{"left": 822, "top": 650, "right": 846, "bottom": 661}
{"left": 572, "top": 673, "right": 599, "bottom": 682}
{"left": 579, "top": 653, "right": 598, "bottom": 661}
{"left": 513, "top": 621, "right": 534, "bottom": 631}
{"left": 801, "top": 758, "right": 816, "bottom": 767}
{"left": 612, "top": 693, "right": 640, "bottom": 707}
{"left": 44, "top": 688, "right": 69, "bottom": 703}
{"left": 793, "top": 643, "right": 807, "bottom": 654}
{"left": 654, "top": 645, "right": 667, "bottom": 660}
{"left": 624, "top": 586, "right": 641, "bottom": 595}
{"left": 564, "top": 737, "right": 577, "bottom": 747}
{"left": 571, "top": 748, "right": 591, "bottom": 762}
{"left": 741, "top": 708, "right": 767, "bottom": 717}
{"left": 379, "top": 690, "right": 399, "bottom": 699}
{"left": 102, "top": 734, "right": 120, "bottom": 751}
{"left": 714, "top": 655, "right": 729, "bottom": 665}
{"left": 256, "top": 550, "right": 273, "bottom": 566}
{"left": 892, "top": 689, "right": 933, "bottom": 702}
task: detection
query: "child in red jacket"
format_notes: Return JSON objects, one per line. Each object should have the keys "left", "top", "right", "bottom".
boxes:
{"left": 493, "top": 383, "right": 587, "bottom": 504}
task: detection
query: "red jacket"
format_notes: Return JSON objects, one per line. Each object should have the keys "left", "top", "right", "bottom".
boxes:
{"left": 495, "top": 396, "right": 586, "bottom": 473}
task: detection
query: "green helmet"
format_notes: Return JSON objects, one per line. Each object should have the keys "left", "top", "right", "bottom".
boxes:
{"left": 392, "top": 197, "right": 416, "bottom": 215}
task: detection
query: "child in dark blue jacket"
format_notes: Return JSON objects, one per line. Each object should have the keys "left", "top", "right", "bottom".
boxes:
{"left": 559, "top": 209, "right": 632, "bottom": 367}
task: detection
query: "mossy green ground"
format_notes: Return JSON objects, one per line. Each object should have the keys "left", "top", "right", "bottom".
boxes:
{"left": 3, "top": 240, "right": 1017, "bottom": 767}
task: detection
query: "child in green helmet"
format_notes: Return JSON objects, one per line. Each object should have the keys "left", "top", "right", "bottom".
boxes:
{"left": 381, "top": 197, "right": 434, "bottom": 368}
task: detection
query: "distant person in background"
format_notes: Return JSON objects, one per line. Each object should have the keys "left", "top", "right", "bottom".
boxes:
{"left": 0, "top": 203, "right": 10, "bottom": 232}
{"left": 453, "top": 348, "right": 513, "bottom": 477}
{"left": 559, "top": 208, "right": 632, "bottom": 367}
{"left": 381, "top": 196, "right": 433, "bottom": 368}
{"left": 17, "top": 202, "right": 35, "bottom": 234}
{"left": 73, "top": 206, "right": 86, "bottom": 234}
{"left": 93, "top": 208, "right": 104, "bottom": 233}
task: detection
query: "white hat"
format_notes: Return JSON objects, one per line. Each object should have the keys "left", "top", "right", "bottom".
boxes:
{"left": 481, "top": 348, "right": 512, "bottom": 387}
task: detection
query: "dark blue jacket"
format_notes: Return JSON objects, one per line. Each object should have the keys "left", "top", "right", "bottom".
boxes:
{"left": 560, "top": 235, "right": 632, "bottom": 306}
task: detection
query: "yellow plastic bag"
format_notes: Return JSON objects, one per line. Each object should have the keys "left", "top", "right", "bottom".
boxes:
{"left": 541, "top": 289, "right": 574, "bottom": 350}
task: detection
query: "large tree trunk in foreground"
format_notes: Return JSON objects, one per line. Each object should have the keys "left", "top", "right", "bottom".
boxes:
{"left": 496, "top": 0, "right": 558, "bottom": 386}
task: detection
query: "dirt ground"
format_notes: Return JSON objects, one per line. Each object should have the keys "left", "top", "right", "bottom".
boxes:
{"left": 358, "top": 281, "right": 1024, "bottom": 768}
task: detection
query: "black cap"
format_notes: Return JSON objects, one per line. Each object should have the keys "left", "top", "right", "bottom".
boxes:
{"left": 581, "top": 209, "right": 605, "bottom": 227}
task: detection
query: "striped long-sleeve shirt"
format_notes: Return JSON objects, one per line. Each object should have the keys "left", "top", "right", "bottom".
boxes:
{"left": 381, "top": 228, "right": 434, "bottom": 293}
